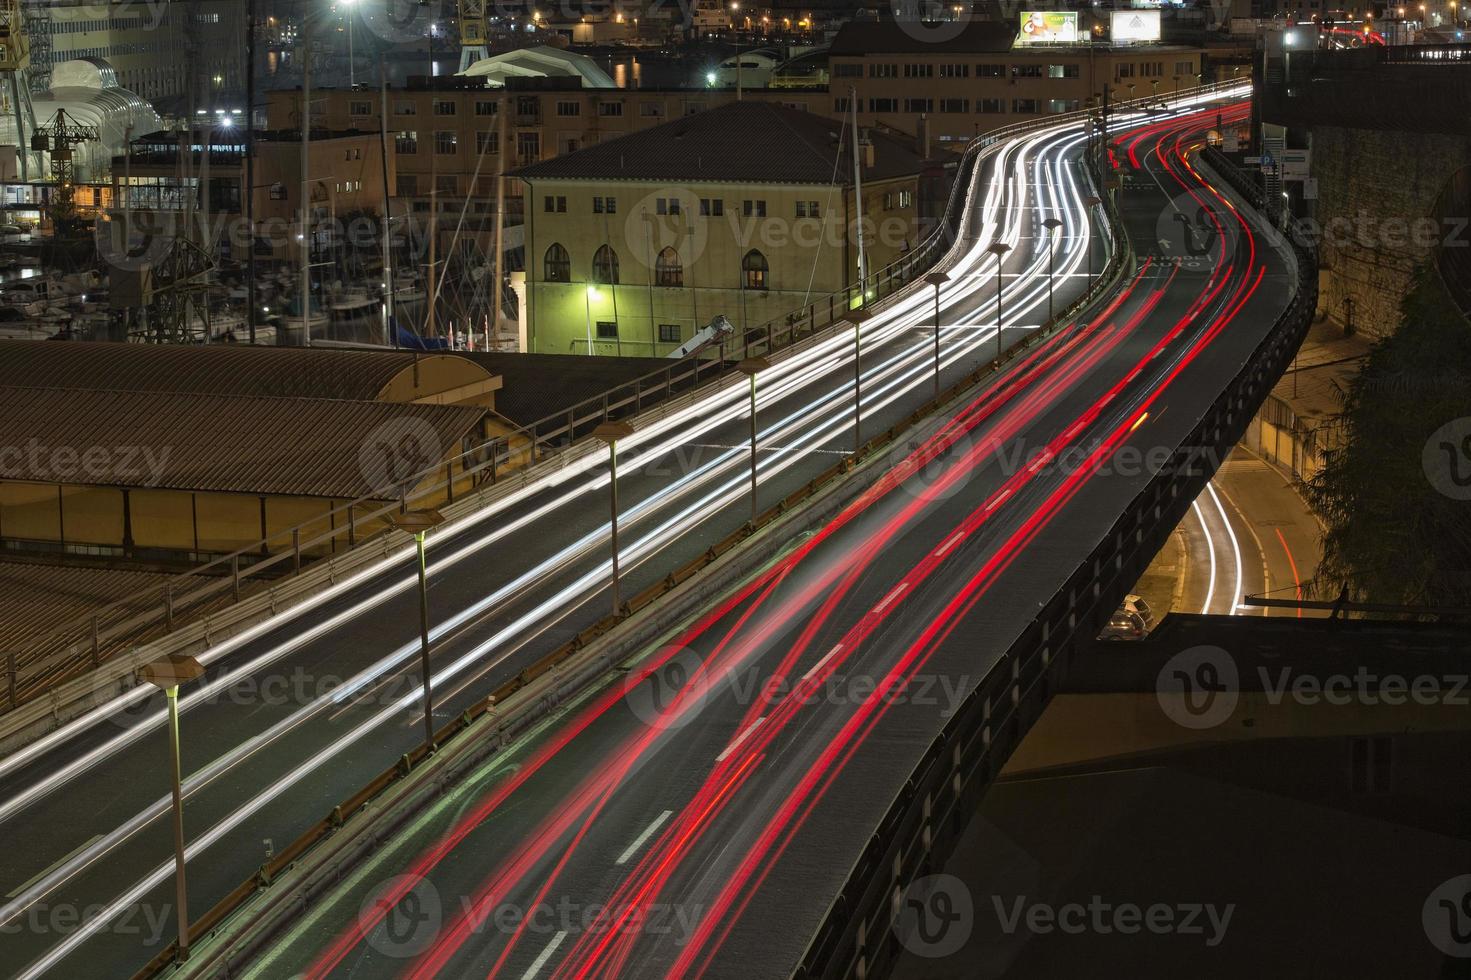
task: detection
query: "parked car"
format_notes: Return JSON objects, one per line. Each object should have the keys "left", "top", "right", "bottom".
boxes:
{"left": 1121, "top": 593, "right": 1155, "bottom": 630}
{"left": 1098, "top": 609, "right": 1148, "bottom": 641}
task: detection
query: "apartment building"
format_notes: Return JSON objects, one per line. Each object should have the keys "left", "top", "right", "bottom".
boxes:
{"left": 513, "top": 101, "right": 924, "bottom": 357}
{"left": 826, "top": 20, "right": 1206, "bottom": 145}
{"left": 24, "top": 0, "right": 246, "bottom": 106}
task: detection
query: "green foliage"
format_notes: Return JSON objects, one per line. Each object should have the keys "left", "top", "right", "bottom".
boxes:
{"left": 1304, "top": 265, "right": 1471, "bottom": 608}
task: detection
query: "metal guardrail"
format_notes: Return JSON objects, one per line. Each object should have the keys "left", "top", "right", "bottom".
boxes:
{"left": 7, "top": 81, "right": 1246, "bottom": 714}
{"left": 125, "top": 86, "right": 1175, "bottom": 979}
{"left": 793, "top": 128, "right": 1318, "bottom": 980}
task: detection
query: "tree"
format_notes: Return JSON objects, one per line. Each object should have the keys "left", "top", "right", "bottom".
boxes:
{"left": 1305, "top": 265, "right": 1471, "bottom": 609}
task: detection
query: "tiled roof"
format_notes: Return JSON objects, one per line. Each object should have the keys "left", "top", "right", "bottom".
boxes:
{"left": 827, "top": 19, "right": 1018, "bottom": 56}
{"left": 0, "top": 341, "right": 453, "bottom": 402}
{"left": 512, "top": 101, "right": 923, "bottom": 184}
{"left": 0, "top": 386, "right": 485, "bottom": 499}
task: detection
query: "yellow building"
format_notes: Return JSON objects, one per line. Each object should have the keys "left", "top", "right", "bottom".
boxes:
{"left": 513, "top": 101, "right": 925, "bottom": 357}
{"left": 0, "top": 343, "right": 501, "bottom": 560}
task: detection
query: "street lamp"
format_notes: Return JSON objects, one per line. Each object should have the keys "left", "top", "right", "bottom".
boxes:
{"left": 1041, "top": 217, "right": 1063, "bottom": 323}
{"left": 737, "top": 357, "right": 769, "bottom": 524}
{"left": 985, "top": 242, "right": 1012, "bottom": 365}
{"left": 923, "top": 271, "right": 950, "bottom": 397}
{"left": 1081, "top": 196, "right": 1102, "bottom": 290}
{"left": 391, "top": 509, "right": 446, "bottom": 751}
{"left": 594, "top": 421, "right": 635, "bottom": 616}
{"left": 342, "top": 0, "right": 357, "bottom": 88}
{"left": 141, "top": 654, "right": 206, "bottom": 962}
{"left": 847, "top": 309, "right": 873, "bottom": 454}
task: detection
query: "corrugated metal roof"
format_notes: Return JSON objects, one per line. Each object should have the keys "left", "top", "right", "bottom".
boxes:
{"left": 0, "top": 560, "right": 178, "bottom": 651}
{"left": 512, "top": 101, "right": 923, "bottom": 184}
{"left": 0, "top": 386, "right": 486, "bottom": 498}
{"left": 0, "top": 341, "right": 465, "bottom": 403}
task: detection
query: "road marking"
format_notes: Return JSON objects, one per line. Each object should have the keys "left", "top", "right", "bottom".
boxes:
{"left": 934, "top": 531, "right": 965, "bottom": 557}
{"left": 521, "top": 930, "right": 568, "bottom": 979}
{"left": 802, "top": 643, "right": 844, "bottom": 683}
{"left": 615, "top": 810, "right": 672, "bottom": 866}
{"left": 7, "top": 835, "right": 102, "bottom": 900}
{"left": 872, "top": 583, "right": 908, "bottom": 614}
{"left": 715, "top": 718, "right": 766, "bottom": 763}
{"left": 986, "top": 488, "right": 1013, "bottom": 511}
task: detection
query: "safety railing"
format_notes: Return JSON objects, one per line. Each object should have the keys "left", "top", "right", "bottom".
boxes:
{"left": 794, "top": 124, "right": 1318, "bottom": 980}
{"left": 4, "top": 80, "right": 1249, "bottom": 716}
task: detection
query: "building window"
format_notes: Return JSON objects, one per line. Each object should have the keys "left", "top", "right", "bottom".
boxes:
{"left": 475, "top": 100, "right": 498, "bottom": 116}
{"left": 939, "top": 63, "right": 968, "bottom": 78}
{"left": 656, "top": 197, "right": 682, "bottom": 216}
{"left": 742, "top": 249, "right": 768, "bottom": 291}
{"left": 433, "top": 99, "right": 457, "bottom": 115}
{"left": 597, "top": 102, "right": 624, "bottom": 117}
{"left": 395, "top": 100, "right": 416, "bottom": 115}
{"left": 592, "top": 244, "right": 620, "bottom": 284}
{"left": 1048, "top": 64, "right": 1080, "bottom": 79}
{"left": 436, "top": 175, "right": 457, "bottom": 194}
{"left": 903, "top": 98, "right": 933, "bottom": 113}
{"left": 395, "top": 131, "right": 418, "bottom": 153}
{"left": 869, "top": 63, "right": 897, "bottom": 78}
{"left": 544, "top": 195, "right": 567, "bottom": 213}
{"left": 557, "top": 100, "right": 580, "bottom": 117}
{"left": 1012, "top": 98, "right": 1041, "bottom": 114}
{"left": 349, "top": 100, "right": 372, "bottom": 116}
{"left": 977, "top": 63, "right": 1005, "bottom": 78}
{"left": 396, "top": 175, "right": 417, "bottom": 196}
{"left": 596, "top": 321, "right": 619, "bottom": 339}
{"left": 903, "top": 63, "right": 933, "bottom": 78}
{"left": 683, "top": 101, "right": 706, "bottom": 116}
{"left": 655, "top": 247, "right": 683, "bottom": 287}
{"left": 593, "top": 196, "right": 617, "bottom": 214}
{"left": 516, "top": 132, "right": 540, "bottom": 162}
{"left": 742, "top": 199, "right": 766, "bottom": 218}
{"left": 1047, "top": 99, "right": 1082, "bottom": 113}
{"left": 516, "top": 96, "right": 539, "bottom": 116}
{"left": 795, "top": 201, "right": 820, "bottom": 218}
{"left": 1117, "top": 63, "right": 1136, "bottom": 79}
{"left": 979, "top": 98, "right": 1006, "bottom": 114}
{"left": 658, "top": 323, "right": 682, "bottom": 343}
{"left": 544, "top": 243, "right": 571, "bottom": 282}
{"left": 940, "top": 98, "right": 969, "bottom": 113}
{"left": 833, "top": 63, "right": 862, "bottom": 77}
{"left": 833, "top": 97, "right": 851, "bottom": 114}
{"left": 435, "top": 131, "right": 457, "bottom": 154}
{"left": 477, "top": 131, "right": 499, "bottom": 154}
{"left": 700, "top": 198, "right": 724, "bottom": 217}
{"left": 640, "top": 102, "right": 665, "bottom": 117}
{"left": 1013, "top": 64, "right": 1043, "bottom": 79}
{"left": 869, "top": 97, "right": 898, "bottom": 113}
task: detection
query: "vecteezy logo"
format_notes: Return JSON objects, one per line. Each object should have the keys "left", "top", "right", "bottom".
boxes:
{"left": 623, "top": 186, "right": 707, "bottom": 274}
{"left": 894, "top": 874, "right": 973, "bottom": 959}
{"left": 1423, "top": 874, "right": 1471, "bottom": 957}
{"left": 887, "top": 428, "right": 974, "bottom": 504}
{"left": 94, "top": 207, "right": 176, "bottom": 273}
{"left": 359, "top": 0, "right": 432, "bottom": 44}
{"left": 622, "top": 645, "right": 714, "bottom": 732}
{"left": 888, "top": 0, "right": 972, "bottom": 44}
{"left": 358, "top": 417, "right": 442, "bottom": 499}
{"left": 1154, "top": 192, "right": 1236, "bottom": 269}
{"left": 1422, "top": 417, "right": 1471, "bottom": 501}
{"left": 1156, "top": 645, "right": 1239, "bottom": 730}
{"left": 359, "top": 873, "right": 442, "bottom": 958}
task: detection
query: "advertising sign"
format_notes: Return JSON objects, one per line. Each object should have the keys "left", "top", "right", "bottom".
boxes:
{"left": 1110, "top": 10, "right": 1161, "bottom": 42}
{"left": 1018, "top": 11, "right": 1079, "bottom": 44}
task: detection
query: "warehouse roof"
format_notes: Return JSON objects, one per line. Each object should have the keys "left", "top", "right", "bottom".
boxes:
{"left": 0, "top": 341, "right": 491, "bottom": 404}
{"left": 0, "top": 386, "right": 485, "bottom": 499}
{"left": 827, "top": 19, "right": 1018, "bottom": 56}
{"left": 512, "top": 101, "right": 923, "bottom": 184}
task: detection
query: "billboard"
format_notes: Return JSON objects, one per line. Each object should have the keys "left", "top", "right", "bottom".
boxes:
{"left": 1110, "top": 10, "right": 1162, "bottom": 42}
{"left": 1017, "top": 11, "right": 1079, "bottom": 44}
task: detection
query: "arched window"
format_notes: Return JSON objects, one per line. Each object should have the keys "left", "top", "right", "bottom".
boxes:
{"left": 544, "top": 243, "right": 570, "bottom": 283}
{"left": 592, "top": 244, "right": 619, "bottom": 285}
{"left": 742, "top": 249, "right": 769, "bottom": 291}
{"left": 655, "top": 246, "right": 683, "bottom": 288}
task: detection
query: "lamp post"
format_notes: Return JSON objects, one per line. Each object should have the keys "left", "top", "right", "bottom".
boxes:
{"left": 985, "top": 242, "right": 1011, "bottom": 365}
{"left": 847, "top": 308, "right": 873, "bottom": 454}
{"left": 737, "top": 357, "right": 769, "bottom": 524}
{"left": 1081, "top": 196, "right": 1102, "bottom": 290}
{"left": 391, "top": 509, "right": 446, "bottom": 751}
{"left": 1041, "top": 217, "right": 1063, "bottom": 323}
{"left": 923, "top": 271, "right": 950, "bottom": 397}
{"left": 141, "top": 654, "right": 206, "bottom": 962}
{"left": 594, "top": 421, "right": 635, "bottom": 616}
